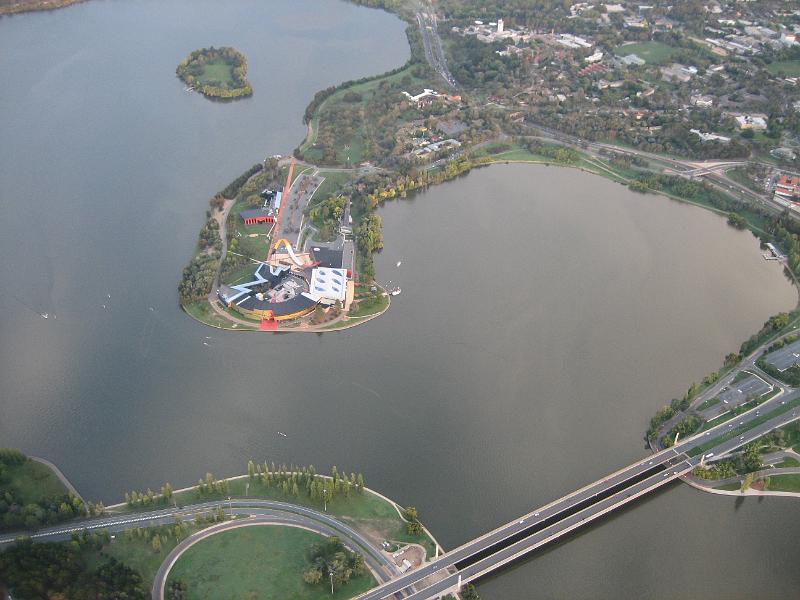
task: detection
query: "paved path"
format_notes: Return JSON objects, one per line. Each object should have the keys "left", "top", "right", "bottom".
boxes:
{"left": 30, "top": 456, "right": 83, "bottom": 502}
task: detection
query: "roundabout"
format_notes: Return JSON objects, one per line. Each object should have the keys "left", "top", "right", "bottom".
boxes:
{"left": 155, "top": 512, "right": 394, "bottom": 600}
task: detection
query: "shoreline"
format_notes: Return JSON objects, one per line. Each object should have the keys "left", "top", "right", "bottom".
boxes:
{"left": 0, "top": 0, "right": 86, "bottom": 16}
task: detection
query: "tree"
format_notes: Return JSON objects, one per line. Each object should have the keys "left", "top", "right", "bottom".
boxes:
{"left": 740, "top": 472, "right": 754, "bottom": 493}
{"left": 152, "top": 534, "right": 163, "bottom": 553}
{"left": 168, "top": 580, "right": 188, "bottom": 600}
{"left": 303, "top": 567, "right": 324, "bottom": 584}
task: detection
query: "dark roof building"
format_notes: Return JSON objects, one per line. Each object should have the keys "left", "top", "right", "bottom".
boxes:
{"left": 311, "top": 247, "right": 344, "bottom": 269}
{"left": 240, "top": 208, "right": 274, "bottom": 225}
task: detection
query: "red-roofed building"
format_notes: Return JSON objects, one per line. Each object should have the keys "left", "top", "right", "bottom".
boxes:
{"left": 775, "top": 175, "right": 800, "bottom": 201}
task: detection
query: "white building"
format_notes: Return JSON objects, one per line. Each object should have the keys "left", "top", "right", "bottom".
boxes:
{"left": 690, "top": 129, "right": 730, "bottom": 143}
{"left": 585, "top": 51, "right": 604, "bottom": 63}
{"left": 304, "top": 268, "right": 348, "bottom": 305}
{"left": 735, "top": 114, "right": 768, "bottom": 130}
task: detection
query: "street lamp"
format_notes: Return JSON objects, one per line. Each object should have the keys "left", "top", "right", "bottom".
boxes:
{"left": 330, "top": 570, "right": 334, "bottom": 596}
{"left": 227, "top": 496, "right": 232, "bottom": 519}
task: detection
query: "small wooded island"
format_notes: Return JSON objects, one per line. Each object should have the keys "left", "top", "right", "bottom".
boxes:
{"left": 176, "top": 46, "right": 253, "bottom": 100}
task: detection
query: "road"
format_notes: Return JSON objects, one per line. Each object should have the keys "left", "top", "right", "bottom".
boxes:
{"left": 0, "top": 499, "right": 398, "bottom": 582}
{"left": 354, "top": 394, "right": 800, "bottom": 600}
{"left": 415, "top": 6, "right": 457, "bottom": 89}
{"left": 151, "top": 510, "right": 399, "bottom": 600}
{"left": 2, "top": 382, "right": 798, "bottom": 600}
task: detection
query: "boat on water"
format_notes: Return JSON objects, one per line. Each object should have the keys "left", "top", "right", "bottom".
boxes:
{"left": 389, "top": 287, "right": 402, "bottom": 296}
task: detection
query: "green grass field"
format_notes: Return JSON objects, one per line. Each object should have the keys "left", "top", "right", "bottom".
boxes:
{"left": 309, "top": 171, "right": 356, "bottom": 208}
{"left": 615, "top": 41, "right": 676, "bottom": 64}
{"left": 196, "top": 59, "right": 235, "bottom": 87}
{"left": 767, "top": 473, "right": 800, "bottom": 492}
{"left": 716, "top": 483, "right": 741, "bottom": 492}
{"left": 166, "top": 525, "right": 376, "bottom": 600}
{"left": 4, "top": 459, "right": 69, "bottom": 504}
{"left": 767, "top": 60, "right": 800, "bottom": 76}
{"left": 731, "top": 370, "right": 754, "bottom": 384}
{"left": 297, "top": 63, "right": 431, "bottom": 166}
{"left": 111, "top": 472, "right": 435, "bottom": 557}
{"left": 697, "top": 398, "right": 721, "bottom": 412}
{"left": 348, "top": 293, "right": 389, "bottom": 319}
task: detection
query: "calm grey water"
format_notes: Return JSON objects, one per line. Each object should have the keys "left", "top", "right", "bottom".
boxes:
{"left": 1, "top": 2, "right": 799, "bottom": 598}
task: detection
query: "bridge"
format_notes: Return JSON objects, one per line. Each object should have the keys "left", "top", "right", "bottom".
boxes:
{"left": 1, "top": 375, "right": 797, "bottom": 600}
{"left": 355, "top": 450, "right": 693, "bottom": 600}
{"left": 355, "top": 388, "right": 800, "bottom": 600}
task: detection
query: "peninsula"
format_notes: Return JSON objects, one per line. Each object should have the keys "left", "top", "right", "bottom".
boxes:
{"left": 178, "top": 0, "right": 800, "bottom": 335}
{"left": 176, "top": 46, "right": 253, "bottom": 100}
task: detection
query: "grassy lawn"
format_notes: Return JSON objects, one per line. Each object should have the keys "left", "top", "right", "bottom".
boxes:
{"left": 716, "top": 483, "right": 741, "bottom": 492}
{"left": 731, "top": 370, "right": 753, "bottom": 384}
{"left": 767, "top": 474, "right": 800, "bottom": 492}
{"left": 166, "top": 525, "right": 376, "bottom": 600}
{"left": 615, "top": 41, "right": 676, "bottom": 64}
{"left": 183, "top": 301, "right": 234, "bottom": 329}
{"left": 727, "top": 167, "right": 766, "bottom": 194}
{"left": 196, "top": 59, "right": 235, "bottom": 87}
{"left": 297, "top": 63, "right": 432, "bottom": 166}
{"left": 112, "top": 472, "right": 435, "bottom": 557}
{"left": 4, "top": 459, "right": 69, "bottom": 504}
{"left": 348, "top": 294, "right": 389, "bottom": 319}
{"left": 767, "top": 60, "right": 800, "bottom": 77}
{"left": 309, "top": 171, "right": 356, "bottom": 208}
{"left": 99, "top": 532, "right": 183, "bottom": 588}
{"left": 697, "top": 398, "right": 721, "bottom": 412}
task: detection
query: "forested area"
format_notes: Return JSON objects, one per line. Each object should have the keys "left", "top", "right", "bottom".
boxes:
{"left": 0, "top": 535, "right": 146, "bottom": 599}
{"left": 302, "top": 537, "right": 366, "bottom": 589}
{"left": 176, "top": 46, "right": 252, "bottom": 99}
{"left": 0, "top": 449, "right": 97, "bottom": 532}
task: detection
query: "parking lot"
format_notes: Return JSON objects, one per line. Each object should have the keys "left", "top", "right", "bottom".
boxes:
{"left": 763, "top": 339, "right": 800, "bottom": 371}
{"left": 717, "top": 375, "right": 772, "bottom": 406}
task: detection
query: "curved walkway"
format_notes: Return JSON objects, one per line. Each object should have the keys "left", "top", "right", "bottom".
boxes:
{"left": 30, "top": 456, "right": 83, "bottom": 502}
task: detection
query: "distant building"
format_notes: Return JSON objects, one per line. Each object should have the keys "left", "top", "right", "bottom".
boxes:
{"left": 240, "top": 208, "right": 274, "bottom": 225}
{"left": 661, "top": 63, "right": 695, "bottom": 83}
{"left": 771, "top": 148, "right": 797, "bottom": 161}
{"left": 690, "top": 129, "right": 730, "bottom": 143}
{"left": 585, "top": 51, "right": 604, "bottom": 63}
{"left": 775, "top": 174, "right": 800, "bottom": 200}
{"left": 734, "top": 114, "right": 768, "bottom": 130}
{"left": 497, "top": 18, "right": 504, "bottom": 33}
{"left": 619, "top": 53, "right": 645, "bottom": 66}
{"left": 690, "top": 95, "right": 714, "bottom": 108}
{"left": 556, "top": 33, "right": 593, "bottom": 49}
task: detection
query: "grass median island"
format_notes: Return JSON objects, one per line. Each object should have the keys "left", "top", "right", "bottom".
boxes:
{"left": 688, "top": 396, "right": 800, "bottom": 457}
{"left": 176, "top": 47, "right": 253, "bottom": 100}
{"left": 166, "top": 525, "right": 376, "bottom": 600}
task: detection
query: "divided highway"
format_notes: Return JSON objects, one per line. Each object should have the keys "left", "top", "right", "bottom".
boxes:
{"left": 354, "top": 390, "right": 800, "bottom": 600}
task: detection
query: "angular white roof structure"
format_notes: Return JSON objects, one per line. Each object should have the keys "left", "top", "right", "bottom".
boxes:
{"left": 303, "top": 267, "right": 347, "bottom": 304}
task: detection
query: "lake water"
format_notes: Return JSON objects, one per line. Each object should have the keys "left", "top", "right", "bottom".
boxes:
{"left": 1, "top": 2, "right": 799, "bottom": 598}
